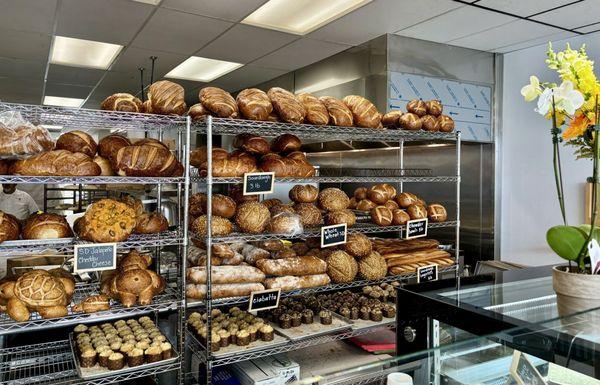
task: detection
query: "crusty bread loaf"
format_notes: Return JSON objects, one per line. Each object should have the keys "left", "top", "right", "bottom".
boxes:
{"left": 199, "top": 87, "right": 238, "bottom": 118}
{"left": 112, "top": 145, "right": 181, "bottom": 177}
{"left": 421, "top": 115, "right": 440, "bottom": 131}
{"left": 406, "top": 99, "right": 427, "bottom": 117}
{"left": 0, "top": 211, "right": 20, "bottom": 243}
{"left": 264, "top": 274, "right": 330, "bottom": 290}
{"left": 188, "top": 103, "right": 209, "bottom": 121}
{"left": 271, "top": 134, "right": 301, "bottom": 153}
{"left": 93, "top": 155, "right": 114, "bottom": 176}
{"left": 426, "top": 100, "right": 443, "bottom": 116}
{"left": 319, "top": 96, "right": 353, "bottom": 126}
{"left": 438, "top": 115, "right": 455, "bottom": 132}
{"left": 267, "top": 87, "right": 306, "bottom": 124}
{"left": 297, "top": 93, "right": 328, "bottom": 125}
{"left": 147, "top": 80, "right": 187, "bottom": 115}
{"left": 22, "top": 213, "right": 73, "bottom": 239}
{"left": 289, "top": 184, "right": 318, "bottom": 203}
{"left": 186, "top": 265, "right": 265, "bottom": 284}
{"left": 259, "top": 153, "right": 315, "bottom": 178}
{"left": 382, "top": 110, "right": 403, "bottom": 127}
{"left": 256, "top": 256, "right": 327, "bottom": 276}
{"left": 100, "top": 93, "right": 143, "bottom": 112}
{"left": 399, "top": 113, "right": 422, "bottom": 130}
{"left": 185, "top": 283, "right": 265, "bottom": 299}
{"left": 236, "top": 88, "right": 273, "bottom": 120}
{"left": 135, "top": 212, "right": 169, "bottom": 234}
{"left": 342, "top": 95, "right": 381, "bottom": 128}
{"left": 9, "top": 150, "right": 101, "bottom": 176}
{"left": 233, "top": 134, "right": 270, "bottom": 155}
{"left": 98, "top": 134, "right": 131, "bottom": 161}
{"left": 55, "top": 131, "right": 97, "bottom": 157}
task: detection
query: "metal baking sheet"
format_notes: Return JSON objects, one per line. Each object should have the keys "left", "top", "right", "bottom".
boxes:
{"left": 69, "top": 330, "right": 179, "bottom": 380}
{"left": 270, "top": 312, "right": 352, "bottom": 341}
{"left": 202, "top": 329, "right": 289, "bottom": 358}
{"left": 343, "top": 304, "right": 396, "bottom": 330}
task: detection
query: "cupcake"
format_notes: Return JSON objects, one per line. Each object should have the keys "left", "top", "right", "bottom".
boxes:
{"left": 382, "top": 305, "right": 396, "bottom": 318}
{"left": 319, "top": 310, "right": 332, "bottom": 325}
{"left": 360, "top": 307, "right": 370, "bottom": 320}
{"left": 247, "top": 325, "right": 257, "bottom": 342}
{"left": 153, "top": 334, "right": 166, "bottom": 343}
{"left": 98, "top": 349, "right": 113, "bottom": 367}
{"left": 291, "top": 313, "right": 302, "bottom": 327}
{"left": 236, "top": 330, "right": 250, "bottom": 346}
{"left": 279, "top": 314, "right": 292, "bottom": 329}
{"left": 339, "top": 307, "right": 351, "bottom": 319}
{"left": 120, "top": 342, "right": 134, "bottom": 355}
{"left": 210, "top": 333, "right": 221, "bottom": 352}
{"left": 107, "top": 352, "right": 124, "bottom": 370}
{"left": 127, "top": 348, "right": 144, "bottom": 367}
{"left": 370, "top": 309, "right": 383, "bottom": 322}
{"left": 350, "top": 307, "right": 359, "bottom": 320}
{"left": 160, "top": 342, "right": 173, "bottom": 359}
{"left": 145, "top": 346, "right": 162, "bottom": 363}
{"left": 80, "top": 348, "right": 97, "bottom": 368}
{"left": 302, "top": 309, "right": 314, "bottom": 324}
{"left": 74, "top": 324, "right": 88, "bottom": 336}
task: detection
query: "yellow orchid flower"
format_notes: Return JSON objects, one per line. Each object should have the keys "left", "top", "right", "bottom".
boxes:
{"left": 521, "top": 75, "right": 542, "bottom": 102}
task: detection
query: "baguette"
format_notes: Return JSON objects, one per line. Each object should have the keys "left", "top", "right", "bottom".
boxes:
{"left": 186, "top": 266, "right": 265, "bottom": 284}
{"left": 389, "top": 257, "right": 454, "bottom": 275}
{"left": 372, "top": 238, "right": 439, "bottom": 254}
{"left": 186, "top": 283, "right": 265, "bottom": 299}
{"left": 256, "top": 256, "right": 327, "bottom": 276}
{"left": 385, "top": 250, "right": 451, "bottom": 267}
{"left": 264, "top": 274, "right": 331, "bottom": 291}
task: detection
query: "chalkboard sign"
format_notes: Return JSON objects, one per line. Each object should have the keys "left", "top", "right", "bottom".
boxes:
{"left": 417, "top": 264, "right": 438, "bottom": 283}
{"left": 243, "top": 172, "right": 274, "bottom": 195}
{"left": 74, "top": 243, "right": 117, "bottom": 273}
{"left": 321, "top": 223, "right": 347, "bottom": 248}
{"left": 509, "top": 351, "right": 546, "bottom": 385}
{"left": 405, "top": 218, "right": 428, "bottom": 239}
{"left": 248, "top": 288, "right": 281, "bottom": 312}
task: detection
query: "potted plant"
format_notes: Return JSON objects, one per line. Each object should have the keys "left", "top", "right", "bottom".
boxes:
{"left": 522, "top": 43, "right": 600, "bottom": 314}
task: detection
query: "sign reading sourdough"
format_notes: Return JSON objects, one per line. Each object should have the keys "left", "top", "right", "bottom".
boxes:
{"left": 321, "top": 223, "right": 347, "bottom": 247}
{"left": 74, "top": 243, "right": 117, "bottom": 273}
{"left": 243, "top": 172, "right": 274, "bottom": 195}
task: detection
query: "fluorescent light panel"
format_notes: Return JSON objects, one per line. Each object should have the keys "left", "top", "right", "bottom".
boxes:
{"left": 43, "top": 96, "right": 85, "bottom": 108}
{"left": 131, "top": 0, "right": 161, "bottom": 4}
{"left": 165, "top": 56, "right": 243, "bottom": 82}
{"left": 242, "top": 0, "right": 372, "bottom": 35}
{"left": 50, "top": 36, "right": 123, "bottom": 70}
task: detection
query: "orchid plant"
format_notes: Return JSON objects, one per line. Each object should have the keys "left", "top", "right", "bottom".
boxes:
{"left": 521, "top": 43, "right": 600, "bottom": 272}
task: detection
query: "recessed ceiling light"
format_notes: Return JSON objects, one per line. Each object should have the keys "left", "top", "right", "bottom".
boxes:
{"left": 131, "top": 0, "right": 161, "bottom": 4}
{"left": 43, "top": 96, "right": 85, "bottom": 108}
{"left": 50, "top": 36, "right": 123, "bottom": 70}
{"left": 242, "top": 0, "right": 372, "bottom": 35}
{"left": 165, "top": 56, "right": 243, "bottom": 82}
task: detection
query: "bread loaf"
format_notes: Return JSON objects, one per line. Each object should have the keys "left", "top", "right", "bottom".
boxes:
{"left": 186, "top": 266, "right": 265, "bottom": 284}
{"left": 427, "top": 203, "right": 447, "bottom": 222}
{"left": 192, "top": 215, "right": 233, "bottom": 237}
{"left": 343, "top": 233, "right": 372, "bottom": 258}
{"left": 10, "top": 150, "right": 101, "bottom": 176}
{"left": 319, "top": 96, "right": 353, "bottom": 126}
{"left": 0, "top": 122, "right": 54, "bottom": 158}
{"left": 22, "top": 213, "right": 72, "bottom": 239}
{"left": 385, "top": 249, "right": 451, "bottom": 267}
{"left": 342, "top": 95, "right": 381, "bottom": 128}
{"left": 98, "top": 134, "right": 131, "bottom": 161}
{"left": 426, "top": 100, "right": 443, "bottom": 116}
{"left": 271, "top": 134, "right": 301, "bottom": 153}
{"left": 233, "top": 134, "right": 270, "bottom": 155}
{"left": 372, "top": 238, "right": 440, "bottom": 255}
{"left": 289, "top": 184, "right": 318, "bottom": 203}
{"left": 406, "top": 100, "right": 427, "bottom": 117}
{"left": 186, "top": 283, "right": 265, "bottom": 299}
{"left": 297, "top": 93, "right": 328, "bottom": 125}
{"left": 256, "top": 256, "right": 327, "bottom": 276}
{"left": 78, "top": 199, "right": 136, "bottom": 242}
{"left": 318, "top": 188, "right": 349, "bottom": 211}
{"left": 211, "top": 194, "right": 237, "bottom": 218}
{"left": 268, "top": 212, "right": 302, "bottom": 234}
{"left": 438, "top": 115, "right": 455, "bottom": 132}
{"left": 264, "top": 274, "right": 330, "bottom": 290}
{"left": 293, "top": 203, "right": 322, "bottom": 227}
{"left": 235, "top": 202, "right": 270, "bottom": 234}
{"left": 267, "top": 87, "right": 306, "bottom": 124}
{"left": 382, "top": 110, "right": 403, "bottom": 127}
{"left": 135, "top": 212, "right": 169, "bottom": 234}
{"left": 236, "top": 88, "right": 273, "bottom": 120}
{"left": 399, "top": 113, "right": 422, "bottom": 130}
{"left": 421, "top": 115, "right": 439, "bottom": 131}
{"left": 134, "top": 138, "right": 169, "bottom": 150}
{"left": 0, "top": 211, "right": 20, "bottom": 243}
{"left": 199, "top": 87, "right": 238, "bottom": 118}
{"left": 93, "top": 156, "right": 114, "bottom": 176}
{"left": 259, "top": 153, "right": 315, "bottom": 178}
{"left": 188, "top": 103, "right": 209, "bottom": 121}
{"left": 147, "top": 80, "right": 186, "bottom": 115}
{"left": 358, "top": 251, "right": 387, "bottom": 280}
{"left": 325, "top": 209, "right": 356, "bottom": 227}
{"left": 100, "top": 93, "right": 143, "bottom": 113}
{"left": 112, "top": 145, "right": 180, "bottom": 177}
{"left": 55, "top": 131, "right": 97, "bottom": 157}
{"left": 326, "top": 250, "right": 357, "bottom": 283}
{"left": 370, "top": 206, "right": 393, "bottom": 226}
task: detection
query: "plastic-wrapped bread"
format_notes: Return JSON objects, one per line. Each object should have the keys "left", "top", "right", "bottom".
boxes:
{"left": 256, "top": 256, "right": 327, "bottom": 276}
{"left": 264, "top": 274, "right": 331, "bottom": 290}
{"left": 186, "top": 266, "right": 265, "bottom": 284}
{"left": 186, "top": 283, "right": 265, "bottom": 299}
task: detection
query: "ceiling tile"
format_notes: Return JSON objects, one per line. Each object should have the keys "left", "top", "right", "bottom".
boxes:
{"left": 307, "top": 0, "right": 462, "bottom": 46}
{"left": 0, "top": 29, "right": 51, "bottom": 60}
{"left": 0, "top": 57, "right": 45, "bottom": 80}
{"left": 251, "top": 38, "right": 350, "bottom": 71}
{"left": 196, "top": 24, "right": 298, "bottom": 64}
{"left": 0, "top": 78, "right": 43, "bottom": 103}
{"left": 45, "top": 82, "right": 93, "bottom": 99}
{"left": 531, "top": 0, "right": 600, "bottom": 29}
{"left": 160, "top": 0, "right": 268, "bottom": 22}
{"left": 56, "top": 0, "right": 154, "bottom": 45}
{"left": 47, "top": 65, "right": 105, "bottom": 86}
{"left": 476, "top": 0, "right": 579, "bottom": 17}
{"left": 396, "top": 6, "right": 515, "bottom": 43}
{"left": 92, "top": 71, "right": 143, "bottom": 100}
{"left": 213, "top": 65, "right": 288, "bottom": 92}
{"left": 494, "top": 31, "right": 576, "bottom": 53}
{"left": 575, "top": 22, "right": 600, "bottom": 33}
{"left": 111, "top": 47, "right": 186, "bottom": 79}
{"left": 131, "top": 8, "right": 233, "bottom": 54}
{"left": 448, "top": 20, "right": 564, "bottom": 51}
{"left": 0, "top": 0, "right": 57, "bottom": 34}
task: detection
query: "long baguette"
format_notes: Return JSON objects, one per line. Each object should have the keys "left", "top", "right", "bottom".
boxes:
{"left": 373, "top": 238, "right": 439, "bottom": 253}
{"left": 385, "top": 250, "right": 451, "bottom": 267}
{"left": 264, "top": 274, "right": 331, "bottom": 291}
{"left": 186, "top": 266, "right": 265, "bottom": 284}
{"left": 256, "top": 256, "right": 327, "bottom": 276}
{"left": 185, "top": 283, "right": 265, "bottom": 299}
{"left": 389, "top": 257, "right": 454, "bottom": 275}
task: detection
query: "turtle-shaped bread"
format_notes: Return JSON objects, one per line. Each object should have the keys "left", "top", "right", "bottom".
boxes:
{"left": 13, "top": 270, "right": 68, "bottom": 319}
{"left": 78, "top": 199, "right": 136, "bottom": 242}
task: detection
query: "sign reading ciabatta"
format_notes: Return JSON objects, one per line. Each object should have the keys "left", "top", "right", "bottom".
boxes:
{"left": 321, "top": 223, "right": 347, "bottom": 248}
{"left": 417, "top": 264, "right": 438, "bottom": 283}
{"left": 248, "top": 288, "right": 281, "bottom": 312}
{"left": 74, "top": 243, "right": 117, "bottom": 273}
{"left": 243, "top": 172, "right": 274, "bottom": 195}
{"left": 406, "top": 218, "right": 428, "bottom": 239}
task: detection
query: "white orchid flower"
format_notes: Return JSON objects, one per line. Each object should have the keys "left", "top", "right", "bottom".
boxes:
{"left": 521, "top": 75, "right": 542, "bottom": 102}
{"left": 535, "top": 81, "right": 584, "bottom": 116}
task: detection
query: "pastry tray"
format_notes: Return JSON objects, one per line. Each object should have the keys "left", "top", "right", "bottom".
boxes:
{"left": 270, "top": 313, "right": 352, "bottom": 341}
{"left": 188, "top": 327, "right": 289, "bottom": 358}
{"left": 69, "top": 331, "right": 179, "bottom": 380}
{"left": 343, "top": 303, "right": 397, "bottom": 330}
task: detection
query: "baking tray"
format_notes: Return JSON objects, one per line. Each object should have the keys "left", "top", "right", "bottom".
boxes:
{"left": 69, "top": 330, "right": 179, "bottom": 380}
{"left": 270, "top": 312, "right": 352, "bottom": 341}
{"left": 342, "top": 304, "right": 397, "bottom": 330}
{"left": 188, "top": 327, "right": 289, "bottom": 358}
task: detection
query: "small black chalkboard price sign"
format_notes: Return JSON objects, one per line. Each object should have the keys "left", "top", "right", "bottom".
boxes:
{"left": 320, "top": 223, "right": 347, "bottom": 248}
{"left": 243, "top": 172, "right": 274, "bottom": 195}
{"left": 509, "top": 351, "right": 547, "bottom": 385}
{"left": 417, "top": 264, "right": 438, "bottom": 283}
{"left": 405, "top": 218, "right": 428, "bottom": 239}
{"left": 74, "top": 243, "right": 117, "bottom": 273}
{"left": 248, "top": 288, "right": 281, "bottom": 312}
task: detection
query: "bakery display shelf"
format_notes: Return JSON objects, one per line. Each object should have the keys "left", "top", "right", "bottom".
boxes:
{"left": 188, "top": 321, "right": 395, "bottom": 366}
{"left": 193, "top": 175, "right": 459, "bottom": 184}
{"left": 0, "top": 339, "right": 180, "bottom": 385}
{"left": 187, "top": 264, "right": 458, "bottom": 308}
{"left": 0, "top": 283, "right": 180, "bottom": 335}
{"left": 202, "top": 221, "right": 458, "bottom": 244}
{"left": 193, "top": 116, "right": 457, "bottom": 142}
{"left": 0, "top": 102, "right": 184, "bottom": 132}
{"left": 0, "top": 175, "right": 184, "bottom": 185}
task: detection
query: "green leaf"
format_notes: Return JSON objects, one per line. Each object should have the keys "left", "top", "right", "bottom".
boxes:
{"left": 546, "top": 225, "right": 587, "bottom": 261}
{"left": 577, "top": 224, "right": 600, "bottom": 241}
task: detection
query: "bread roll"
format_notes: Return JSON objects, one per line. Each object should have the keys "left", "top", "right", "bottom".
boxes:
{"left": 10, "top": 150, "right": 101, "bottom": 176}
{"left": 356, "top": 199, "right": 376, "bottom": 211}
{"left": 293, "top": 203, "right": 322, "bottom": 227}
{"left": 348, "top": 197, "right": 358, "bottom": 209}
{"left": 22, "top": 213, "right": 72, "bottom": 239}
{"left": 235, "top": 202, "right": 270, "bottom": 234}
{"left": 382, "top": 110, "right": 403, "bottom": 127}
{"left": 192, "top": 215, "right": 233, "bottom": 237}
{"left": 55, "top": 131, "right": 97, "bottom": 157}
{"left": 370, "top": 206, "right": 393, "bottom": 226}
{"left": 383, "top": 184, "right": 396, "bottom": 198}
{"left": 318, "top": 188, "right": 349, "bottom": 211}
{"left": 438, "top": 115, "right": 455, "bottom": 132}
{"left": 319, "top": 96, "right": 353, "bottom": 126}
{"left": 407, "top": 204, "right": 427, "bottom": 220}
{"left": 264, "top": 274, "right": 330, "bottom": 290}
{"left": 93, "top": 155, "right": 114, "bottom": 176}
{"left": 342, "top": 95, "right": 381, "bottom": 128}
{"left": 0, "top": 211, "right": 19, "bottom": 243}
{"left": 406, "top": 99, "right": 427, "bottom": 117}
{"left": 257, "top": 256, "right": 327, "bottom": 276}
{"left": 325, "top": 209, "right": 356, "bottom": 227}
{"left": 392, "top": 209, "right": 410, "bottom": 225}
{"left": 188, "top": 103, "right": 209, "bottom": 121}
{"left": 367, "top": 184, "right": 390, "bottom": 205}
{"left": 384, "top": 200, "right": 399, "bottom": 211}
{"left": 343, "top": 233, "right": 372, "bottom": 258}
{"left": 267, "top": 87, "right": 306, "bottom": 124}
{"left": 395, "top": 192, "right": 421, "bottom": 208}
{"left": 199, "top": 87, "right": 238, "bottom": 118}
{"left": 427, "top": 203, "right": 447, "bottom": 222}
{"left": 421, "top": 115, "right": 439, "bottom": 132}
{"left": 98, "top": 134, "right": 131, "bottom": 161}
{"left": 271, "top": 134, "right": 301, "bottom": 153}
{"left": 326, "top": 250, "right": 358, "bottom": 283}
{"left": 236, "top": 88, "right": 273, "bottom": 120}
{"left": 268, "top": 212, "right": 302, "bottom": 235}
{"left": 426, "top": 100, "right": 443, "bottom": 116}
{"left": 358, "top": 251, "right": 387, "bottom": 280}
{"left": 147, "top": 80, "right": 186, "bottom": 115}
{"left": 211, "top": 194, "right": 237, "bottom": 219}
{"left": 289, "top": 184, "right": 318, "bottom": 203}
{"left": 354, "top": 187, "right": 367, "bottom": 200}
{"left": 233, "top": 134, "right": 269, "bottom": 155}
{"left": 135, "top": 212, "right": 169, "bottom": 234}
{"left": 297, "top": 93, "right": 328, "bottom": 125}
{"left": 399, "top": 113, "right": 422, "bottom": 130}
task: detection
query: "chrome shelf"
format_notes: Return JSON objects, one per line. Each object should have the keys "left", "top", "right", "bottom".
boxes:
{"left": 192, "top": 117, "right": 457, "bottom": 141}
{"left": 0, "top": 340, "right": 180, "bottom": 385}
{"left": 0, "top": 282, "right": 180, "bottom": 335}
{"left": 188, "top": 264, "right": 458, "bottom": 308}
{"left": 198, "top": 221, "right": 458, "bottom": 244}
{"left": 0, "top": 175, "right": 184, "bottom": 184}
{"left": 193, "top": 175, "right": 460, "bottom": 184}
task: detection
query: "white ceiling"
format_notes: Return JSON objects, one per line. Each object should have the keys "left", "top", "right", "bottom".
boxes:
{"left": 0, "top": 0, "right": 595, "bottom": 108}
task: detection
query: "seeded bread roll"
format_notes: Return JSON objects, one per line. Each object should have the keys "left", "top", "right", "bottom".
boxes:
{"left": 406, "top": 99, "right": 427, "bottom": 117}
{"left": 289, "top": 184, "right": 318, "bottom": 203}
{"left": 297, "top": 93, "right": 329, "bottom": 125}
{"left": 427, "top": 203, "right": 447, "bottom": 222}
{"left": 343, "top": 233, "right": 372, "bottom": 258}
{"left": 235, "top": 202, "right": 270, "bottom": 234}
{"left": 318, "top": 188, "right": 349, "bottom": 211}
{"left": 358, "top": 251, "right": 387, "bottom": 280}
{"left": 192, "top": 215, "right": 233, "bottom": 236}
{"left": 267, "top": 87, "right": 306, "bottom": 124}
{"left": 293, "top": 203, "right": 322, "bottom": 227}
{"left": 236, "top": 88, "right": 272, "bottom": 120}
{"left": 319, "top": 96, "right": 353, "bottom": 126}
{"left": 407, "top": 204, "right": 427, "bottom": 220}
{"left": 399, "top": 113, "right": 422, "bottom": 130}
{"left": 342, "top": 95, "right": 381, "bottom": 128}
{"left": 426, "top": 100, "right": 443, "bottom": 116}
{"left": 55, "top": 131, "right": 97, "bottom": 157}
{"left": 370, "top": 206, "right": 393, "bottom": 226}
{"left": 199, "top": 87, "right": 238, "bottom": 118}
{"left": 325, "top": 209, "right": 356, "bottom": 227}
{"left": 326, "top": 250, "right": 358, "bottom": 283}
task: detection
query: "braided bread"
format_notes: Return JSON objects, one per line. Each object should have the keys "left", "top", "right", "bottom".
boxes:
{"left": 147, "top": 80, "right": 187, "bottom": 115}
{"left": 319, "top": 96, "right": 353, "bottom": 126}
{"left": 267, "top": 87, "right": 306, "bottom": 124}
{"left": 199, "top": 87, "right": 238, "bottom": 118}
{"left": 236, "top": 88, "right": 273, "bottom": 120}
{"left": 297, "top": 93, "right": 328, "bottom": 125}
{"left": 9, "top": 150, "right": 101, "bottom": 176}
{"left": 342, "top": 95, "right": 382, "bottom": 128}
{"left": 100, "top": 93, "right": 143, "bottom": 112}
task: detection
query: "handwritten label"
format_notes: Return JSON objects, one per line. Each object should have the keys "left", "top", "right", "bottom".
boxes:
{"left": 248, "top": 288, "right": 281, "bottom": 312}
{"left": 243, "top": 172, "right": 274, "bottom": 195}
{"left": 74, "top": 243, "right": 117, "bottom": 273}
{"left": 417, "top": 264, "right": 438, "bottom": 283}
{"left": 509, "top": 351, "right": 546, "bottom": 385}
{"left": 406, "top": 218, "right": 428, "bottom": 239}
{"left": 320, "top": 223, "right": 347, "bottom": 248}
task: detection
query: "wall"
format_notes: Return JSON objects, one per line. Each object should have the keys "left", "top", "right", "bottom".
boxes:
{"left": 500, "top": 33, "right": 600, "bottom": 266}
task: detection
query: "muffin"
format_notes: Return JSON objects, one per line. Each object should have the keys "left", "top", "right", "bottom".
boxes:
{"left": 236, "top": 330, "right": 250, "bottom": 346}
{"left": 302, "top": 309, "right": 314, "bottom": 324}
{"left": 248, "top": 325, "right": 258, "bottom": 342}
{"left": 161, "top": 342, "right": 173, "bottom": 360}
{"left": 350, "top": 307, "right": 359, "bottom": 320}
{"left": 211, "top": 333, "right": 221, "bottom": 352}
{"left": 145, "top": 346, "right": 162, "bottom": 363}
{"left": 260, "top": 325, "right": 274, "bottom": 341}
{"left": 382, "top": 305, "right": 396, "bottom": 318}
{"left": 360, "top": 307, "right": 370, "bottom": 320}
{"left": 98, "top": 349, "right": 113, "bottom": 367}
{"left": 279, "top": 314, "right": 292, "bottom": 329}
{"left": 127, "top": 348, "right": 144, "bottom": 367}
{"left": 74, "top": 324, "right": 88, "bottom": 336}
{"left": 370, "top": 309, "right": 383, "bottom": 322}
{"left": 291, "top": 312, "right": 302, "bottom": 327}
{"left": 107, "top": 352, "right": 125, "bottom": 370}
{"left": 80, "top": 348, "right": 97, "bottom": 368}
{"left": 218, "top": 330, "right": 230, "bottom": 347}
{"left": 319, "top": 310, "right": 332, "bottom": 325}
